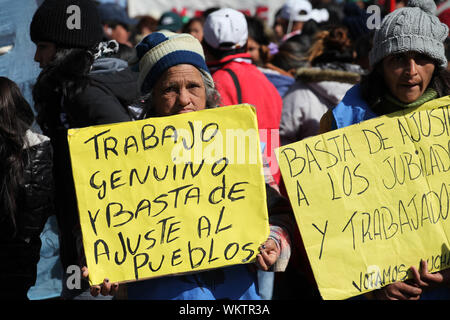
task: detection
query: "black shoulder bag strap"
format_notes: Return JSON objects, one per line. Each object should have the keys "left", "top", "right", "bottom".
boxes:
{"left": 223, "top": 68, "right": 242, "bottom": 104}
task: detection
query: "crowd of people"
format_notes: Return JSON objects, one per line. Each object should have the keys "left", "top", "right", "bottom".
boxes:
{"left": 1, "top": 0, "right": 450, "bottom": 301}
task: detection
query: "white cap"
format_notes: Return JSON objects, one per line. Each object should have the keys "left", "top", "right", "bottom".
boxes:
{"left": 280, "top": 0, "right": 313, "bottom": 22}
{"left": 203, "top": 8, "right": 248, "bottom": 50}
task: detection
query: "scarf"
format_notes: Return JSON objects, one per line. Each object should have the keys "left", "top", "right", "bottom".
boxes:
{"left": 373, "top": 88, "right": 438, "bottom": 115}
{"left": 385, "top": 88, "right": 438, "bottom": 109}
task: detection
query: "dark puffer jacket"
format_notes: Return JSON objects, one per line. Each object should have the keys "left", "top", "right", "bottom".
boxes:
{"left": 0, "top": 130, "right": 54, "bottom": 299}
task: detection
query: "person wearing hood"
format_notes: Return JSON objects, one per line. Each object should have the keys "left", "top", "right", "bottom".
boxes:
{"left": 30, "top": 0, "right": 139, "bottom": 299}
{"left": 279, "top": 24, "right": 365, "bottom": 145}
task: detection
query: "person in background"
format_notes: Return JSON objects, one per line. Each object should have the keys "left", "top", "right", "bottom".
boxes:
{"left": 83, "top": 31, "right": 295, "bottom": 300}
{"left": 353, "top": 29, "right": 374, "bottom": 72}
{"left": 347, "top": 0, "right": 369, "bottom": 10}
{"left": 30, "top": 0, "right": 139, "bottom": 299}
{"left": 319, "top": 0, "right": 450, "bottom": 300}
{"left": 133, "top": 15, "right": 158, "bottom": 44}
{"left": 182, "top": 17, "right": 205, "bottom": 42}
{"left": 275, "top": 0, "right": 329, "bottom": 43}
{"left": 97, "top": 2, "right": 136, "bottom": 48}
{"left": 156, "top": 11, "right": 184, "bottom": 33}
{"left": 273, "top": 8, "right": 287, "bottom": 44}
{"left": 281, "top": 17, "right": 320, "bottom": 53}
{"left": 275, "top": 0, "right": 314, "bottom": 43}
{"left": 202, "top": 8, "right": 283, "bottom": 187}
{"left": 341, "top": 2, "right": 370, "bottom": 42}
{"left": 310, "top": 0, "right": 345, "bottom": 25}
{"left": 245, "top": 15, "right": 271, "bottom": 67}
{"left": 279, "top": 25, "right": 365, "bottom": 145}
{"left": 268, "top": 19, "right": 320, "bottom": 85}
{"left": 0, "top": 77, "right": 54, "bottom": 299}
{"left": 270, "top": 40, "right": 309, "bottom": 77}
{"left": 245, "top": 15, "right": 295, "bottom": 98}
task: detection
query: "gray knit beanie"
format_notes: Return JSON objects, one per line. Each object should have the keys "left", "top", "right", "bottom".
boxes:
{"left": 369, "top": 0, "right": 449, "bottom": 69}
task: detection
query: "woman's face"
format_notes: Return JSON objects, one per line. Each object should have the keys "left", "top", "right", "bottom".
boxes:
{"left": 382, "top": 52, "right": 436, "bottom": 104}
{"left": 273, "top": 18, "right": 286, "bottom": 41}
{"left": 247, "top": 37, "right": 261, "bottom": 64}
{"left": 34, "top": 41, "right": 56, "bottom": 68}
{"left": 186, "top": 20, "right": 204, "bottom": 42}
{"left": 152, "top": 64, "right": 207, "bottom": 116}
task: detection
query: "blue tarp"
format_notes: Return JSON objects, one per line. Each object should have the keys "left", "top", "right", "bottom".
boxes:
{"left": 27, "top": 216, "right": 63, "bottom": 300}
{"left": 0, "top": 0, "right": 42, "bottom": 111}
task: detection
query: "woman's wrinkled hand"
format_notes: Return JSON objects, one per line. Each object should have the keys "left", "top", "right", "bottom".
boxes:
{"left": 255, "top": 239, "right": 280, "bottom": 271}
{"left": 410, "top": 259, "right": 449, "bottom": 289}
{"left": 373, "top": 280, "right": 422, "bottom": 300}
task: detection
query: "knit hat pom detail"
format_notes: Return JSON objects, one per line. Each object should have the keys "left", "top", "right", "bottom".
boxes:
{"left": 407, "top": 0, "right": 436, "bottom": 14}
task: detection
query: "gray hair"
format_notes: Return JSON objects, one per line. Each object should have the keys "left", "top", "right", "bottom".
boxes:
{"left": 139, "top": 69, "right": 221, "bottom": 119}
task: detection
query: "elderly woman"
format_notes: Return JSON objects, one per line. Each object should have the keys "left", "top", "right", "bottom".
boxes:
{"left": 320, "top": 0, "right": 450, "bottom": 300}
{"left": 84, "top": 31, "right": 294, "bottom": 300}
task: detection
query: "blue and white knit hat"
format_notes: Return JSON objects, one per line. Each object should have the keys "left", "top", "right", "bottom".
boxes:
{"left": 135, "top": 30, "right": 213, "bottom": 94}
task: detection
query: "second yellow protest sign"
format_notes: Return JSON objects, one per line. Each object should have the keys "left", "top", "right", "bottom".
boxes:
{"left": 68, "top": 105, "right": 269, "bottom": 285}
{"left": 277, "top": 96, "right": 450, "bottom": 300}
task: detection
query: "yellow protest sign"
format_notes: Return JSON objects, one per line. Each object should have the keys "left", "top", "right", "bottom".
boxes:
{"left": 276, "top": 96, "right": 450, "bottom": 300}
{"left": 68, "top": 104, "right": 269, "bottom": 285}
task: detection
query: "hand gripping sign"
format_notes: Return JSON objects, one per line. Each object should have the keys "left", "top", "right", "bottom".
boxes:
{"left": 68, "top": 105, "right": 269, "bottom": 285}
{"left": 277, "top": 96, "right": 450, "bottom": 300}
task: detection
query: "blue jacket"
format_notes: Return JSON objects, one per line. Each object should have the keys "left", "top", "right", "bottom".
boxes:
{"left": 331, "top": 84, "right": 377, "bottom": 129}
{"left": 262, "top": 70, "right": 295, "bottom": 98}
{"left": 127, "top": 265, "right": 260, "bottom": 300}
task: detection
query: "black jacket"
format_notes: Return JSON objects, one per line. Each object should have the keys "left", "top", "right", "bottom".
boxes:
{"left": 64, "top": 61, "right": 138, "bottom": 127}
{"left": 33, "top": 53, "right": 140, "bottom": 269}
{"left": 0, "top": 131, "right": 54, "bottom": 298}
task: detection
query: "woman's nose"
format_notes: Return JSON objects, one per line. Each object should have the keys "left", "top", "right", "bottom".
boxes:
{"left": 178, "top": 87, "right": 191, "bottom": 106}
{"left": 33, "top": 48, "right": 40, "bottom": 63}
{"left": 404, "top": 57, "right": 418, "bottom": 76}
